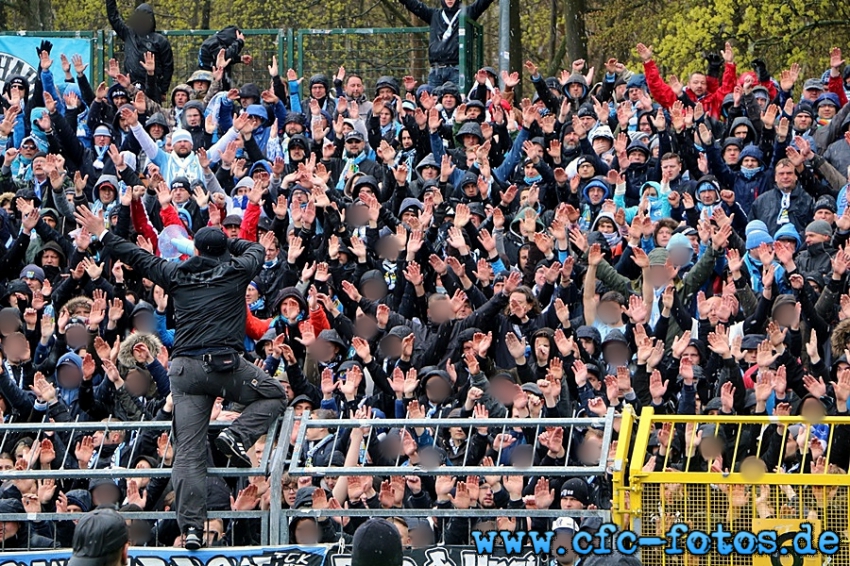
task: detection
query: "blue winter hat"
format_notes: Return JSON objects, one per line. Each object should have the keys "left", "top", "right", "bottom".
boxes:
{"left": 249, "top": 160, "right": 272, "bottom": 177}
{"left": 626, "top": 74, "right": 646, "bottom": 91}
{"left": 582, "top": 178, "right": 610, "bottom": 202}
{"left": 177, "top": 208, "right": 192, "bottom": 232}
{"left": 814, "top": 92, "right": 840, "bottom": 110}
{"left": 746, "top": 230, "right": 773, "bottom": 250}
{"left": 774, "top": 223, "right": 802, "bottom": 248}
{"left": 745, "top": 220, "right": 769, "bottom": 236}
{"left": 696, "top": 178, "right": 720, "bottom": 194}
{"left": 246, "top": 104, "right": 267, "bottom": 119}
{"left": 666, "top": 232, "right": 692, "bottom": 251}
{"left": 738, "top": 145, "right": 763, "bottom": 165}
{"left": 93, "top": 125, "right": 112, "bottom": 138}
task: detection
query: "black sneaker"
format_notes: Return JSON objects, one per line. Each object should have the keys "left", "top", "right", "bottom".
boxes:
{"left": 215, "top": 430, "right": 253, "bottom": 468}
{"left": 184, "top": 527, "right": 204, "bottom": 551}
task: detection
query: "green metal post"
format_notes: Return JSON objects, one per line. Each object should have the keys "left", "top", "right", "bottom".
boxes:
{"left": 458, "top": 13, "right": 467, "bottom": 93}
{"left": 286, "top": 29, "right": 294, "bottom": 69}
{"left": 276, "top": 29, "right": 285, "bottom": 75}
{"left": 297, "top": 31, "right": 304, "bottom": 79}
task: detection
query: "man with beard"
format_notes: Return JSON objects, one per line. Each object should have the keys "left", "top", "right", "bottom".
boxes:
{"left": 333, "top": 68, "right": 373, "bottom": 118}
{"left": 326, "top": 131, "right": 382, "bottom": 190}
{"left": 123, "top": 106, "right": 246, "bottom": 185}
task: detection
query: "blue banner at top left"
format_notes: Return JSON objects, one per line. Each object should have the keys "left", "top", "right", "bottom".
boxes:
{"left": 0, "top": 36, "right": 92, "bottom": 95}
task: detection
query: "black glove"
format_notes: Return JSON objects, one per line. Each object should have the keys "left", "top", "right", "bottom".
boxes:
{"left": 704, "top": 52, "right": 723, "bottom": 79}
{"left": 752, "top": 59, "right": 770, "bottom": 83}
{"left": 37, "top": 40, "right": 52, "bottom": 57}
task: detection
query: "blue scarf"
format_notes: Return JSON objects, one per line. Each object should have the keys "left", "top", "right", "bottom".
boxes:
{"left": 249, "top": 297, "right": 266, "bottom": 313}
{"left": 11, "top": 156, "right": 33, "bottom": 182}
{"left": 336, "top": 151, "right": 368, "bottom": 191}
{"left": 740, "top": 165, "right": 763, "bottom": 180}
{"left": 93, "top": 145, "right": 109, "bottom": 169}
{"left": 524, "top": 174, "right": 543, "bottom": 185}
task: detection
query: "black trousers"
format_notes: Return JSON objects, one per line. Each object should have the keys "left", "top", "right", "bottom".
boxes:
{"left": 169, "top": 355, "right": 287, "bottom": 532}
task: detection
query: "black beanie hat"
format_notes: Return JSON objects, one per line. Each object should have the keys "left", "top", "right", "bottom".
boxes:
{"left": 351, "top": 519, "right": 403, "bottom": 566}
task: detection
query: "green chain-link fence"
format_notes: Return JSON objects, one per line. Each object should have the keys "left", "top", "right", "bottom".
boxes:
{"left": 295, "top": 27, "right": 430, "bottom": 93}
{"left": 105, "top": 29, "right": 289, "bottom": 92}
{"left": 2, "top": 24, "right": 485, "bottom": 95}
{"left": 294, "top": 17, "right": 482, "bottom": 93}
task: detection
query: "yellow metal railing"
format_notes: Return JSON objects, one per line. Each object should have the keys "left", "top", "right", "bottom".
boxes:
{"left": 625, "top": 408, "right": 850, "bottom": 565}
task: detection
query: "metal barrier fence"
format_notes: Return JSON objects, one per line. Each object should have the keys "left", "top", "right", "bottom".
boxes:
{"left": 4, "top": 24, "right": 485, "bottom": 96}
{"left": 295, "top": 27, "right": 430, "bottom": 93}
{"left": 0, "top": 417, "right": 282, "bottom": 549}
{"left": 0, "top": 407, "right": 617, "bottom": 549}
{"left": 626, "top": 407, "right": 850, "bottom": 565}
{"left": 274, "top": 408, "right": 618, "bottom": 544}
{"left": 106, "top": 29, "right": 291, "bottom": 90}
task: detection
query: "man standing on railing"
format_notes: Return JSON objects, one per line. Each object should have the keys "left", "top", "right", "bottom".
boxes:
{"left": 105, "top": 0, "right": 174, "bottom": 100}
{"left": 73, "top": 206, "right": 287, "bottom": 551}
{"left": 396, "top": 0, "right": 495, "bottom": 88}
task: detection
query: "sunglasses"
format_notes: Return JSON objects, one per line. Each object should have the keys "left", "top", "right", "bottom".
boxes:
{"left": 345, "top": 139, "right": 362, "bottom": 144}
{"left": 21, "top": 144, "right": 36, "bottom": 150}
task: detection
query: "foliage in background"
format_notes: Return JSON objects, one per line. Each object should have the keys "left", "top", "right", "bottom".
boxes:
{"left": 2, "top": 0, "right": 850, "bottom": 92}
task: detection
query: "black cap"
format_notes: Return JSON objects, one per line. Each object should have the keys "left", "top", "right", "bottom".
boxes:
{"left": 351, "top": 518, "right": 404, "bottom": 566}
{"left": 345, "top": 130, "right": 365, "bottom": 142}
{"left": 68, "top": 508, "right": 129, "bottom": 566}
{"left": 193, "top": 226, "right": 229, "bottom": 257}
{"left": 258, "top": 216, "right": 273, "bottom": 232}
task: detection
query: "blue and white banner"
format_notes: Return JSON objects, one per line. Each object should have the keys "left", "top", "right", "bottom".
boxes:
{"left": 0, "top": 544, "right": 329, "bottom": 566}
{"left": 0, "top": 36, "right": 93, "bottom": 94}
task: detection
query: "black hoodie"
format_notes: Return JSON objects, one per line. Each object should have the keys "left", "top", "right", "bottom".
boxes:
{"left": 397, "top": 0, "right": 496, "bottom": 66}
{"left": 106, "top": 0, "right": 174, "bottom": 98}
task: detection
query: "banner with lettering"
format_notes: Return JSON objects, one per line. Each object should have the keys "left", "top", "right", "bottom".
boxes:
{"left": 0, "top": 544, "right": 329, "bottom": 566}
{"left": 0, "top": 36, "right": 93, "bottom": 94}
{"left": 327, "top": 546, "right": 547, "bottom": 566}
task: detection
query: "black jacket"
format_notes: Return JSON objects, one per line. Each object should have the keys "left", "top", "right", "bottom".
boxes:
{"left": 106, "top": 0, "right": 174, "bottom": 98}
{"left": 397, "top": 0, "right": 495, "bottom": 66}
{"left": 100, "top": 232, "right": 265, "bottom": 357}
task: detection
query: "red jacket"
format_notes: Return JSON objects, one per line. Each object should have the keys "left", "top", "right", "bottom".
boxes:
{"left": 245, "top": 304, "right": 330, "bottom": 342}
{"left": 828, "top": 74, "right": 849, "bottom": 107}
{"left": 130, "top": 198, "right": 160, "bottom": 256}
{"left": 239, "top": 203, "right": 261, "bottom": 242}
{"left": 644, "top": 60, "right": 738, "bottom": 118}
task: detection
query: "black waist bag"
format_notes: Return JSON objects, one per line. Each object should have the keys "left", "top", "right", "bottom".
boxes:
{"left": 204, "top": 349, "right": 240, "bottom": 373}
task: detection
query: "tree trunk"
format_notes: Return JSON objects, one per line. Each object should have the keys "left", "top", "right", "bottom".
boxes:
{"left": 508, "top": 0, "right": 521, "bottom": 78}
{"left": 200, "top": 0, "right": 211, "bottom": 29}
{"left": 563, "top": 0, "right": 587, "bottom": 62}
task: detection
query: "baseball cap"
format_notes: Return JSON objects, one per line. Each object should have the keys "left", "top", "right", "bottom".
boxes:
{"left": 552, "top": 516, "right": 579, "bottom": 533}
{"left": 803, "top": 78, "right": 825, "bottom": 92}
{"left": 68, "top": 508, "right": 129, "bottom": 566}
{"left": 193, "top": 226, "right": 229, "bottom": 258}
{"left": 351, "top": 518, "right": 403, "bottom": 566}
